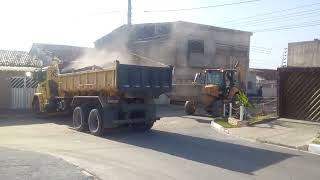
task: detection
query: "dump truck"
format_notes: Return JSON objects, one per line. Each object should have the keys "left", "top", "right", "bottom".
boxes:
{"left": 31, "top": 60, "right": 172, "bottom": 136}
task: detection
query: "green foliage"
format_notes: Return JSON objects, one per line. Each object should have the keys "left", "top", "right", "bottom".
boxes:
{"left": 215, "top": 118, "right": 238, "bottom": 128}
{"left": 236, "top": 91, "right": 252, "bottom": 107}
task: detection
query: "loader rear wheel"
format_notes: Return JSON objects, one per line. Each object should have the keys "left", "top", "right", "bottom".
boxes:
{"left": 73, "top": 105, "right": 89, "bottom": 132}
{"left": 88, "top": 109, "right": 104, "bottom": 136}
{"left": 185, "top": 101, "right": 196, "bottom": 115}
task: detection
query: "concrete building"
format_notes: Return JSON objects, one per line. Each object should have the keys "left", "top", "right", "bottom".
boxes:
{"left": 0, "top": 50, "right": 40, "bottom": 109}
{"left": 95, "top": 21, "right": 252, "bottom": 87}
{"left": 288, "top": 39, "right": 320, "bottom": 67}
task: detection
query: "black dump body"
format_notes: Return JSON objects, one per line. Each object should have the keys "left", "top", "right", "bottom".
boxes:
{"left": 116, "top": 63, "right": 173, "bottom": 98}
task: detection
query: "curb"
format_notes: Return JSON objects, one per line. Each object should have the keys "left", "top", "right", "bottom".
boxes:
{"left": 248, "top": 117, "right": 278, "bottom": 126}
{"left": 256, "top": 138, "right": 308, "bottom": 151}
{"left": 308, "top": 144, "right": 320, "bottom": 155}
{"left": 210, "top": 119, "right": 320, "bottom": 155}
{"left": 210, "top": 119, "right": 229, "bottom": 134}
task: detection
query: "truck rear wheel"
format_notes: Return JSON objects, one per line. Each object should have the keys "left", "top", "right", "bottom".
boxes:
{"left": 185, "top": 101, "right": 196, "bottom": 115}
{"left": 73, "top": 106, "right": 89, "bottom": 132}
{"left": 88, "top": 109, "right": 104, "bottom": 136}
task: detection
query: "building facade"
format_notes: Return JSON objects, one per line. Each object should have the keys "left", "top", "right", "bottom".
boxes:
{"left": 288, "top": 39, "right": 320, "bottom": 67}
{"left": 0, "top": 50, "right": 40, "bottom": 109}
{"left": 95, "top": 21, "right": 252, "bottom": 87}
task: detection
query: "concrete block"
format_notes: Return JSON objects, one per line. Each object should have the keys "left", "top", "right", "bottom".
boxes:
{"left": 308, "top": 144, "right": 320, "bottom": 155}
{"left": 228, "top": 117, "right": 248, "bottom": 126}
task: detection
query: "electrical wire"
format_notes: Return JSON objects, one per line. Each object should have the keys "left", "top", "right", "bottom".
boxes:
{"left": 227, "top": 8, "right": 320, "bottom": 27}
{"left": 223, "top": 2, "right": 320, "bottom": 24}
{"left": 143, "top": 0, "right": 261, "bottom": 13}
{"left": 253, "top": 20, "right": 320, "bottom": 32}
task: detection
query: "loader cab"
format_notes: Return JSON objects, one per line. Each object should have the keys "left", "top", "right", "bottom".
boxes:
{"left": 194, "top": 69, "right": 239, "bottom": 88}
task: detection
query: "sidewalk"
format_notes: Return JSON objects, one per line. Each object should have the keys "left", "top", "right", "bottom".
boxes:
{"left": 226, "top": 118, "right": 320, "bottom": 150}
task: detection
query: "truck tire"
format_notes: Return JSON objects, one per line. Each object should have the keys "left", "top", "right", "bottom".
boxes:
{"left": 32, "top": 97, "right": 41, "bottom": 114}
{"left": 185, "top": 101, "right": 196, "bottom": 115}
{"left": 88, "top": 109, "right": 104, "bottom": 136}
{"left": 73, "top": 106, "right": 89, "bottom": 132}
{"left": 132, "top": 122, "right": 154, "bottom": 132}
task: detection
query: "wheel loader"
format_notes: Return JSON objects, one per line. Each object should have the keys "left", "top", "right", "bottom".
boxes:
{"left": 184, "top": 63, "right": 244, "bottom": 116}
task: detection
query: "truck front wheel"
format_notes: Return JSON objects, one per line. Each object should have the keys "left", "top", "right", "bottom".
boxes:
{"left": 88, "top": 109, "right": 104, "bottom": 136}
{"left": 185, "top": 101, "right": 196, "bottom": 115}
{"left": 73, "top": 106, "right": 89, "bottom": 132}
{"left": 32, "top": 97, "right": 41, "bottom": 114}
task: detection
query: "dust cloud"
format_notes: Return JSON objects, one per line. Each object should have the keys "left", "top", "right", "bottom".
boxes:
{"left": 70, "top": 49, "right": 129, "bottom": 68}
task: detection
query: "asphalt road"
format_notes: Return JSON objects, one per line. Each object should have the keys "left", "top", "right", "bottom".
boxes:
{"left": 0, "top": 105, "right": 319, "bottom": 180}
{"left": 0, "top": 147, "right": 92, "bottom": 180}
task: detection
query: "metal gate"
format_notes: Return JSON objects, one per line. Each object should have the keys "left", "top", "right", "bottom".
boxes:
{"left": 278, "top": 67, "right": 320, "bottom": 122}
{"left": 10, "top": 77, "right": 38, "bottom": 109}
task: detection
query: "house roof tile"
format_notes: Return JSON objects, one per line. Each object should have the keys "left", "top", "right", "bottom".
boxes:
{"left": 0, "top": 50, "right": 41, "bottom": 67}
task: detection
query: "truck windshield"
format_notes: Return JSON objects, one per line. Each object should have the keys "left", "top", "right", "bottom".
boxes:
{"left": 33, "top": 70, "right": 47, "bottom": 82}
{"left": 206, "top": 71, "right": 223, "bottom": 85}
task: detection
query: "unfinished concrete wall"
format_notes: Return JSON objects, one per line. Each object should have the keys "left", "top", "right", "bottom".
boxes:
{"left": 94, "top": 22, "right": 252, "bottom": 87}
{"left": 288, "top": 39, "right": 320, "bottom": 67}
{"left": 129, "top": 37, "right": 177, "bottom": 66}
{"left": 173, "top": 22, "right": 251, "bottom": 86}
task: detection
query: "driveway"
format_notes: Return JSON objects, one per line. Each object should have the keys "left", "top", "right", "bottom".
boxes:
{"left": 0, "top": 105, "right": 320, "bottom": 180}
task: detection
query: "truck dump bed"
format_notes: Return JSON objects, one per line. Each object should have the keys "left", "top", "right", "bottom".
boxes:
{"left": 59, "top": 61, "right": 172, "bottom": 98}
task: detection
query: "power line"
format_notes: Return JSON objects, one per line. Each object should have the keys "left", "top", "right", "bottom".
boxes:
{"left": 253, "top": 20, "right": 320, "bottom": 32}
{"left": 251, "top": 49, "right": 272, "bottom": 54}
{"left": 90, "top": 10, "right": 123, "bottom": 15}
{"left": 222, "top": 2, "right": 320, "bottom": 24}
{"left": 240, "top": 12, "right": 320, "bottom": 28}
{"left": 251, "top": 46, "right": 272, "bottom": 51}
{"left": 227, "top": 8, "right": 320, "bottom": 27}
{"left": 144, "top": 0, "right": 261, "bottom": 13}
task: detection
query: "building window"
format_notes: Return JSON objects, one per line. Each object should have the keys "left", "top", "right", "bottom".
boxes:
{"left": 188, "top": 40, "right": 204, "bottom": 54}
{"left": 156, "top": 24, "right": 171, "bottom": 35}
{"left": 135, "top": 25, "right": 155, "bottom": 40}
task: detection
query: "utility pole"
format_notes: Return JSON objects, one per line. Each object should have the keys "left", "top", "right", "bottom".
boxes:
{"left": 282, "top": 48, "right": 288, "bottom": 67}
{"left": 128, "top": 0, "right": 132, "bottom": 26}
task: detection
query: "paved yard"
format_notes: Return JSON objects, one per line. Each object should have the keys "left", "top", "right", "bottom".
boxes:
{"left": 0, "top": 105, "right": 320, "bottom": 180}
{"left": 228, "top": 118, "right": 320, "bottom": 149}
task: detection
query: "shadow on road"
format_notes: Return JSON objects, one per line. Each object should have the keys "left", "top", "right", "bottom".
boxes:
{"left": 0, "top": 110, "right": 72, "bottom": 127}
{"left": 105, "top": 129, "right": 296, "bottom": 175}
{"left": 0, "top": 110, "right": 296, "bottom": 175}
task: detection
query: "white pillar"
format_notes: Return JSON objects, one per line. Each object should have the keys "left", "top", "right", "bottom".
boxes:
{"left": 229, "top": 103, "right": 232, "bottom": 117}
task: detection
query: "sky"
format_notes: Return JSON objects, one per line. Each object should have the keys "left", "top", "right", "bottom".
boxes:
{"left": 0, "top": 0, "right": 319, "bottom": 69}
